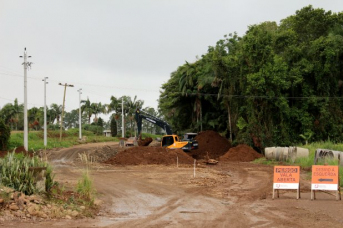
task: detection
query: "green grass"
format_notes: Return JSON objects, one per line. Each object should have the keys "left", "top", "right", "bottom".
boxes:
{"left": 8, "top": 130, "right": 119, "bottom": 151}
{"left": 76, "top": 170, "right": 96, "bottom": 205}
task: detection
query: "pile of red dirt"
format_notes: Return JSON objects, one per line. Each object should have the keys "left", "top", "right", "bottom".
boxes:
{"left": 190, "top": 130, "right": 231, "bottom": 160}
{"left": 104, "top": 146, "right": 194, "bottom": 166}
{"left": 219, "top": 144, "right": 263, "bottom": 162}
{"left": 138, "top": 137, "right": 153, "bottom": 146}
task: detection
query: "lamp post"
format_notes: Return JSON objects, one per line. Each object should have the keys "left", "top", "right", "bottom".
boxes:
{"left": 19, "top": 48, "right": 32, "bottom": 151}
{"left": 78, "top": 89, "right": 82, "bottom": 140}
{"left": 122, "top": 97, "right": 124, "bottom": 138}
{"left": 43, "top": 77, "right": 48, "bottom": 147}
{"left": 58, "top": 83, "right": 74, "bottom": 141}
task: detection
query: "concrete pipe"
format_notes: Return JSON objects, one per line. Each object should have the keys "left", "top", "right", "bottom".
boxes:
{"left": 295, "top": 147, "right": 309, "bottom": 159}
{"left": 265, "top": 147, "right": 289, "bottom": 161}
{"left": 265, "top": 147, "right": 309, "bottom": 162}
{"left": 314, "top": 149, "right": 343, "bottom": 166}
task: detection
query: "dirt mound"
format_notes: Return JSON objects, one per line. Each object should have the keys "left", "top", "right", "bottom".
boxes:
{"left": 104, "top": 146, "right": 194, "bottom": 166}
{"left": 47, "top": 143, "right": 119, "bottom": 163}
{"left": 138, "top": 137, "right": 153, "bottom": 146}
{"left": 190, "top": 130, "right": 231, "bottom": 160}
{"left": 219, "top": 144, "right": 263, "bottom": 162}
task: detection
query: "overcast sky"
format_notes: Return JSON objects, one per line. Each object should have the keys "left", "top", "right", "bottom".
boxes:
{"left": 1, "top": 0, "right": 343, "bottom": 120}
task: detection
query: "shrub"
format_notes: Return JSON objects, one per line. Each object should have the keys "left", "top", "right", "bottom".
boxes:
{"left": 76, "top": 170, "right": 95, "bottom": 204}
{"left": 0, "top": 152, "right": 55, "bottom": 195}
{"left": 83, "top": 124, "right": 103, "bottom": 135}
{"left": 0, "top": 118, "right": 10, "bottom": 150}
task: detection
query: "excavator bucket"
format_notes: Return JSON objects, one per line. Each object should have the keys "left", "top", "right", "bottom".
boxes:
{"left": 138, "top": 137, "right": 153, "bottom": 146}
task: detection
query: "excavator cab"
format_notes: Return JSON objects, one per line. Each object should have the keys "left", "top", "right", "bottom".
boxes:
{"left": 161, "top": 135, "right": 188, "bottom": 149}
{"left": 161, "top": 135, "right": 174, "bottom": 147}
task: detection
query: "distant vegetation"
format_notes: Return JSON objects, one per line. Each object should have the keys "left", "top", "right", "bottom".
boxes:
{"left": 8, "top": 130, "right": 118, "bottom": 151}
{"left": 0, "top": 96, "right": 162, "bottom": 149}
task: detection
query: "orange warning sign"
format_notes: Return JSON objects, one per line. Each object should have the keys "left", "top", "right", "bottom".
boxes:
{"left": 312, "top": 165, "right": 338, "bottom": 185}
{"left": 273, "top": 166, "right": 300, "bottom": 184}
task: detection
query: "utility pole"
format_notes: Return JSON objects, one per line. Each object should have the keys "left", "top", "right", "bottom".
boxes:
{"left": 122, "top": 97, "right": 124, "bottom": 138}
{"left": 19, "top": 48, "right": 32, "bottom": 151}
{"left": 42, "top": 77, "right": 48, "bottom": 147}
{"left": 58, "top": 83, "right": 74, "bottom": 141}
{"left": 78, "top": 89, "right": 82, "bottom": 140}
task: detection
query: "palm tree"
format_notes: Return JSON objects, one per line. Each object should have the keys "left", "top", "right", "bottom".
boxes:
{"left": 50, "top": 103, "right": 62, "bottom": 124}
{"left": 178, "top": 61, "right": 205, "bottom": 131}
{"left": 126, "top": 95, "right": 144, "bottom": 136}
{"left": 108, "top": 96, "right": 121, "bottom": 116}
{"left": 81, "top": 98, "right": 94, "bottom": 124}
{"left": 92, "top": 102, "right": 107, "bottom": 123}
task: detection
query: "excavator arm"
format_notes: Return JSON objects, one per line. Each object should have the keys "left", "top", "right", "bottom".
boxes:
{"left": 134, "top": 109, "right": 173, "bottom": 136}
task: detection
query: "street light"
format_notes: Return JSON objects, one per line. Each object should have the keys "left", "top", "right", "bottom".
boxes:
{"left": 58, "top": 83, "right": 74, "bottom": 141}
{"left": 77, "top": 89, "right": 82, "bottom": 140}
{"left": 19, "top": 48, "right": 32, "bottom": 151}
{"left": 42, "top": 77, "right": 48, "bottom": 147}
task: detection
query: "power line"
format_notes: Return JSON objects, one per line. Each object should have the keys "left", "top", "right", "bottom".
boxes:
{"left": 2, "top": 66, "right": 343, "bottom": 102}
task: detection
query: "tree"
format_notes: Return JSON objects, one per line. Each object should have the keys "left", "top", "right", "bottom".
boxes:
{"left": 81, "top": 98, "right": 94, "bottom": 124}
{"left": 28, "top": 107, "right": 41, "bottom": 131}
{"left": 92, "top": 102, "right": 107, "bottom": 123}
{"left": 159, "top": 5, "right": 343, "bottom": 147}
{"left": 50, "top": 103, "right": 62, "bottom": 124}
{"left": 64, "top": 109, "right": 79, "bottom": 129}
{"left": 0, "top": 99, "right": 24, "bottom": 130}
{"left": 97, "top": 117, "right": 104, "bottom": 127}
{"left": 110, "top": 116, "right": 117, "bottom": 137}
{"left": 0, "top": 118, "right": 10, "bottom": 150}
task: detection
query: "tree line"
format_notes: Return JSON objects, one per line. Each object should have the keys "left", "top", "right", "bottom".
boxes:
{"left": 0, "top": 95, "right": 161, "bottom": 137}
{"left": 158, "top": 6, "right": 343, "bottom": 149}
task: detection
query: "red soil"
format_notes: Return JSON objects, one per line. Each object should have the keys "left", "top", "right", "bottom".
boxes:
{"left": 219, "top": 144, "right": 263, "bottom": 162}
{"left": 138, "top": 137, "right": 153, "bottom": 146}
{"left": 189, "top": 130, "right": 231, "bottom": 160}
{"left": 104, "top": 146, "right": 194, "bottom": 166}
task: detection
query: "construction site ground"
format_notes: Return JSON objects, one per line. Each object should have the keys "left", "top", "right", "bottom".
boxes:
{"left": 2, "top": 139, "right": 343, "bottom": 227}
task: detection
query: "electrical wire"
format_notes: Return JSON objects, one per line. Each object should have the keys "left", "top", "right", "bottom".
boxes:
{"left": 1, "top": 68, "right": 343, "bottom": 103}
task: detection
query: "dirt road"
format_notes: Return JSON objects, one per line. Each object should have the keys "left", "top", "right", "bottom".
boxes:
{"left": 4, "top": 142, "right": 343, "bottom": 227}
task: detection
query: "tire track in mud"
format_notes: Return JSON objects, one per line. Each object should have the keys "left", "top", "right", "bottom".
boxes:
{"left": 91, "top": 167, "right": 235, "bottom": 228}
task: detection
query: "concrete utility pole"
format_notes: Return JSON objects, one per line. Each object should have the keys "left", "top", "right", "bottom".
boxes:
{"left": 42, "top": 77, "right": 48, "bottom": 147}
{"left": 58, "top": 83, "right": 74, "bottom": 141}
{"left": 19, "top": 48, "right": 32, "bottom": 151}
{"left": 122, "top": 97, "right": 124, "bottom": 138}
{"left": 78, "top": 89, "right": 82, "bottom": 140}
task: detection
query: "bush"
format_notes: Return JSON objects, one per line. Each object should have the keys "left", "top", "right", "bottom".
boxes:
{"left": 47, "top": 124, "right": 60, "bottom": 130}
{"left": 83, "top": 124, "right": 103, "bottom": 135}
{"left": 0, "top": 152, "right": 56, "bottom": 195}
{"left": 76, "top": 170, "right": 95, "bottom": 203}
{"left": 0, "top": 118, "right": 10, "bottom": 150}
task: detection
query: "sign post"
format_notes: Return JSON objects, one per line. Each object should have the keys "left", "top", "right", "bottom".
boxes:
{"left": 273, "top": 166, "right": 300, "bottom": 199}
{"left": 311, "top": 165, "right": 341, "bottom": 200}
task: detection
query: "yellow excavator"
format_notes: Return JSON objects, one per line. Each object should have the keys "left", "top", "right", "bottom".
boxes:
{"left": 135, "top": 109, "right": 189, "bottom": 150}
